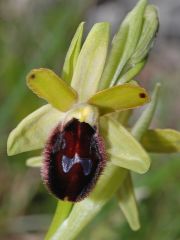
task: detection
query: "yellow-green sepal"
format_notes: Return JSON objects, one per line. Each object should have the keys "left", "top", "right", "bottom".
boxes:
{"left": 141, "top": 129, "right": 180, "bottom": 153}
{"left": 88, "top": 84, "right": 150, "bottom": 115}
{"left": 27, "top": 68, "right": 78, "bottom": 112}
{"left": 62, "top": 22, "right": 84, "bottom": 84}
{"left": 7, "top": 104, "right": 64, "bottom": 156}
{"left": 117, "top": 172, "right": 140, "bottom": 231}
{"left": 71, "top": 22, "right": 109, "bottom": 101}
{"left": 26, "top": 156, "right": 42, "bottom": 168}
{"left": 99, "top": 0, "right": 147, "bottom": 89}
{"left": 100, "top": 116, "right": 151, "bottom": 174}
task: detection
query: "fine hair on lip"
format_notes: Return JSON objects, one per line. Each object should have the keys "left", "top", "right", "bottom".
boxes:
{"left": 41, "top": 118, "right": 106, "bottom": 202}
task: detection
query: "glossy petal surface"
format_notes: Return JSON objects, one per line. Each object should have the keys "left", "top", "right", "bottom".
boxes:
{"left": 27, "top": 68, "right": 78, "bottom": 111}
{"left": 42, "top": 118, "right": 106, "bottom": 202}
{"left": 7, "top": 105, "right": 64, "bottom": 155}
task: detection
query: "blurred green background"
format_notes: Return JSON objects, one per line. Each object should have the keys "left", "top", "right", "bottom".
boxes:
{"left": 0, "top": 0, "right": 180, "bottom": 239}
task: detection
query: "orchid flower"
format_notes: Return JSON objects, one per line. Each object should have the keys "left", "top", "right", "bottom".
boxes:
{"left": 7, "top": 1, "right": 180, "bottom": 239}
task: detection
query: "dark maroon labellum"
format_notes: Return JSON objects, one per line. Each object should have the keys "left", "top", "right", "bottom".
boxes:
{"left": 42, "top": 118, "right": 106, "bottom": 202}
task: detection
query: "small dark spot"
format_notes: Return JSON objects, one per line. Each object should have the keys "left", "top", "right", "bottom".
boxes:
{"left": 30, "top": 73, "right": 35, "bottom": 79}
{"left": 139, "top": 92, "right": 146, "bottom": 98}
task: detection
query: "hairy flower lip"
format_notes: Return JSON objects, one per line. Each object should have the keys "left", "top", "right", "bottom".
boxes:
{"left": 41, "top": 118, "right": 107, "bottom": 202}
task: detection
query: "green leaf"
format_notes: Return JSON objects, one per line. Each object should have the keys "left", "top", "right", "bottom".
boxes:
{"left": 26, "top": 156, "right": 42, "bottom": 167}
{"left": 141, "top": 129, "right": 180, "bottom": 153}
{"left": 71, "top": 22, "right": 109, "bottom": 101}
{"left": 62, "top": 22, "right": 84, "bottom": 84}
{"left": 27, "top": 68, "right": 78, "bottom": 112}
{"left": 7, "top": 104, "right": 64, "bottom": 155}
{"left": 45, "top": 201, "right": 73, "bottom": 240}
{"left": 88, "top": 84, "right": 150, "bottom": 115}
{"left": 117, "top": 5, "right": 159, "bottom": 84}
{"left": 99, "top": 0, "right": 147, "bottom": 89}
{"left": 100, "top": 116, "right": 150, "bottom": 173}
{"left": 132, "top": 83, "right": 161, "bottom": 141}
{"left": 117, "top": 172, "right": 140, "bottom": 231}
{"left": 48, "top": 162, "right": 127, "bottom": 240}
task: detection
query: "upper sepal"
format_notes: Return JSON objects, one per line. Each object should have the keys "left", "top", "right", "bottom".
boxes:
{"left": 71, "top": 22, "right": 109, "bottom": 101}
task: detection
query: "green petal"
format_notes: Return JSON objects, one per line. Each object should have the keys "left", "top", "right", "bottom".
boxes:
{"left": 47, "top": 162, "right": 127, "bottom": 240}
{"left": 88, "top": 84, "right": 150, "bottom": 115}
{"left": 100, "top": 116, "right": 150, "bottom": 173}
{"left": 62, "top": 22, "right": 84, "bottom": 84}
{"left": 132, "top": 83, "right": 161, "bottom": 141}
{"left": 26, "top": 156, "right": 42, "bottom": 168}
{"left": 45, "top": 201, "right": 73, "bottom": 240}
{"left": 7, "top": 104, "right": 64, "bottom": 156}
{"left": 141, "top": 129, "right": 180, "bottom": 153}
{"left": 99, "top": 0, "right": 147, "bottom": 89}
{"left": 117, "top": 172, "right": 140, "bottom": 231}
{"left": 27, "top": 68, "right": 78, "bottom": 112}
{"left": 71, "top": 22, "right": 109, "bottom": 101}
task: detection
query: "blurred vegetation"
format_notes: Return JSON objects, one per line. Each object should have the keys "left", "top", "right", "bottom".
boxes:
{"left": 0, "top": 0, "right": 180, "bottom": 239}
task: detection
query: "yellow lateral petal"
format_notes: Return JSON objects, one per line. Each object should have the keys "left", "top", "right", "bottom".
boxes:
{"left": 88, "top": 84, "right": 150, "bottom": 115}
{"left": 27, "top": 68, "right": 78, "bottom": 111}
{"left": 7, "top": 104, "right": 64, "bottom": 156}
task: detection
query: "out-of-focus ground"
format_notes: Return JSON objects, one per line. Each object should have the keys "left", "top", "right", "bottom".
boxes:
{"left": 0, "top": 0, "right": 179, "bottom": 239}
